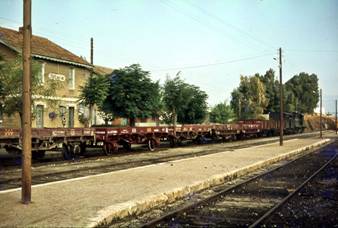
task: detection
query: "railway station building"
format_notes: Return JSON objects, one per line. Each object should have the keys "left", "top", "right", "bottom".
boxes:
{"left": 0, "top": 26, "right": 93, "bottom": 128}
{"left": 0, "top": 26, "right": 158, "bottom": 128}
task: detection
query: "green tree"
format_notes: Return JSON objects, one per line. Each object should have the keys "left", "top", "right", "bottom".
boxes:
{"left": 284, "top": 89, "right": 296, "bottom": 112}
{"left": 162, "top": 74, "right": 208, "bottom": 125}
{"left": 209, "top": 101, "right": 234, "bottom": 124}
{"left": 177, "top": 84, "right": 208, "bottom": 124}
{"left": 0, "top": 55, "right": 59, "bottom": 124}
{"left": 257, "top": 69, "right": 280, "bottom": 113}
{"left": 230, "top": 75, "right": 268, "bottom": 119}
{"left": 103, "top": 64, "right": 161, "bottom": 126}
{"left": 285, "top": 72, "right": 319, "bottom": 113}
{"left": 0, "top": 55, "right": 5, "bottom": 98}
{"left": 162, "top": 74, "right": 189, "bottom": 126}
{"left": 79, "top": 73, "right": 109, "bottom": 126}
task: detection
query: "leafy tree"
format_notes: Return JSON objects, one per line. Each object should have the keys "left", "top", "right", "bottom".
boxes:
{"left": 162, "top": 73, "right": 208, "bottom": 125}
{"left": 79, "top": 73, "right": 109, "bottom": 126}
{"left": 230, "top": 89, "right": 242, "bottom": 120}
{"left": 285, "top": 72, "right": 319, "bottom": 113}
{"left": 284, "top": 89, "right": 296, "bottom": 112}
{"left": 230, "top": 70, "right": 319, "bottom": 117}
{"left": 103, "top": 64, "right": 161, "bottom": 126}
{"left": 209, "top": 101, "right": 234, "bottom": 124}
{"left": 230, "top": 75, "right": 268, "bottom": 119}
{"left": 0, "top": 55, "right": 4, "bottom": 98}
{"left": 257, "top": 69, "right": 280, "bottom": 113}
{"left": 98, "top": 100, "right": 115, "bottom": 125}
{"left": 177, "top": 84, "right": 208, "bottom": 124}
{"left": 162, "top": 73, "right": 189, "bottom": 126}
{"left": 0, "top": 55, "right": 59, "bottom": 125}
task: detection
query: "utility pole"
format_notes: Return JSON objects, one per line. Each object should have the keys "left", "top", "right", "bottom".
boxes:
{"left": 90, "top": 37, "right": 93, "bottom": 65}
{"left": 279, "top": 48, "right": 283, "bottom": 146}
{"left": 88, "top": 38, "right": 94, "bottom": 126}
{"left": 238, "top": 99, "right": 241, "bottom": 120}
{"left": 22, "top": 0, "right": 32, "bottom": 204}
{"left": 335, "top": 99, "right": 337, "bottom": 135}
{"left": 320, "top": 89, "right": 322, "bottom": 138}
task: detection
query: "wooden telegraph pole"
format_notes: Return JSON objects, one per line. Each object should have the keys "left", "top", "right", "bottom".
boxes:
{"left": 22, "top": 0, "right": 32, "bottom": 204}
{"left": 279, "top": 48, "right": 284, "bottom": 146}
{"left": 320, "top": 89, "right": 322, "bottom": 138}
{"left": 336, "top": 100, "right": 338, "bottom": 135}
{"left": 89, "top": 37, "right": 94, "bottom": 126}
{"left": 90, "top": 37, "right": 94, "bottom": 65}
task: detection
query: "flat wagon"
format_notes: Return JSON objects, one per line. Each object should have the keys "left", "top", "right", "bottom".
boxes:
{"left": 0, "top": 112, "right": 304, "bottom": 160}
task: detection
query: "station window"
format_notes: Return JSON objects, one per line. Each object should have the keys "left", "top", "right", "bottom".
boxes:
{"left": 68, "top": 68, "right": 75, "bottom": 90}
{"left": 59, "top": 106, "right": 67, "bottom": 127}
{"left": 0, "top": 109, "right": 3, "bottom": 127}
{"left": 36, "top": 105, "right": 44, "bottom": 128}
{"left": 68, "top": 107, "right": 75, "bottom": 128}
{"left": 38, "top": 63, "right": 45, "bottom": 84}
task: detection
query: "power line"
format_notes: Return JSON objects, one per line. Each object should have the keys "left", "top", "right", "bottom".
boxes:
{"left": 159, "top": 0, "right": 217, "bottom": 32}
{"left": 160, "top": 0, "right": 270, "bottom": 52}
{"left": 182, "top": 1, "right": 275, "bottom": 49}
{"left": 286, "top": 49, "right": 338, "bottom": 53}
{"left": 0, "top": 17, "right": 87, "bottom": 48}
{"left": 151, "top": 52, "right": 274, "bottom": 72}
{"left": 0, "top": 17, "right": 112, "bottom": 59}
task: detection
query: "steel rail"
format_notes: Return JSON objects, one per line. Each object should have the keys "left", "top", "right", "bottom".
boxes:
{"left": 1, "top": 130, "right": 324, "bottom": 170}
{"left": 141, "top": 141, "right": 333, "bottom": 227}
{"left": 0, "top": 133, "right": 328, "bottom": 191}
{"left": 0, "top": 138, "right": 303, "bottom": 190}
{"left": 249, "top": 151, "right": 338, "bottom": 228}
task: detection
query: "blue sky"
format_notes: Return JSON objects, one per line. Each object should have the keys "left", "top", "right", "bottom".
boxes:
{"left": 0, "top": 0, "right": 337, "bottom": 113}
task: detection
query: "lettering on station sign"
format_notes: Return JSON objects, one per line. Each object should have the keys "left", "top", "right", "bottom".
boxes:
{"left": 48, "top": 73, "right": 65, "bottom": 81}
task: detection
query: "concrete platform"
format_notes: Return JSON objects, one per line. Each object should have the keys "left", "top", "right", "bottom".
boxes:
{"left": 0, "top": 137, "right": 332, "bottom": 227}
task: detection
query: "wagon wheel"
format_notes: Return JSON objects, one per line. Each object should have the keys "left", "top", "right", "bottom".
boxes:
{"left": 231, "top": 134, "right": 237, "bottom": 141}
{"left": 147, "top": 138, "right": 156, "bottom": 152}
{"left": 221, "top": 136, "right": 226, "bottom": 143}
{"left": 73, "top": 144, "right": 81, "bottom": 157}
{"left": 194, "top": 135, "right": 203, "bottom": 144}
{"left": 103, "top": 142, "right": 118, "bottom": 155}
{"left": 32, "top": 151, "right": 46, "bottom": 160}
{"left": 122, "top": 141, "right": 132, "bottom": 151}
{"left": 80, "top": 142, "right": 86, "bottom": 155}
{"left": 62, "top": 143, "right": 74, "bottom": 160}
{"left": 169, "top": 137, "right": 177, "bottom": 148}
{"left": 177, "top": 137, "right": 184, "bottom": 146}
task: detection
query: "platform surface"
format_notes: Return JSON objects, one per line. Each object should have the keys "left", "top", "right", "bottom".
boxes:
{"left": 0, "top": 136, "right": 332, "bottom": 227}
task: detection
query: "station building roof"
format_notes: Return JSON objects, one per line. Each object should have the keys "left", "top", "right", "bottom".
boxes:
{"left": 0, "top": 26, "right": 92, "bottom": 68}
{"left": 93, "top": 65, "right": 114, "bottom": 75}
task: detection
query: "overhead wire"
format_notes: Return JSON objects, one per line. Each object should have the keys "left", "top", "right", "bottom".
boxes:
{"left": 182, "top": 1, "right": 275, "bottom": 50}
{"left": 159, "top": 0, "right": 269, "bottom": 52}
{"left": 0, "top": 17, "right": 86, "bottom": 49}
{"left": 151, "top": 52, "right": 275, "bottom": 72}
{"left": 285, "top": 49, "right": 338, "bottom": 53}
{"left": 0, "top": 16, "right": 110, "bottom": 58}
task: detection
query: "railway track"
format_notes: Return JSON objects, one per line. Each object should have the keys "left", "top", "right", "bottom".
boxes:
{"left": 0, "top": 132, "right": 327, "bottom": 191}
{"left": 140, "top": 142, "right": 337, "bottom": 227}
{"left": 261, "top": 148, "right": 338, "bottom": 227}
{"left": 0, "top": 131, "right": 324, "bottom": 168}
